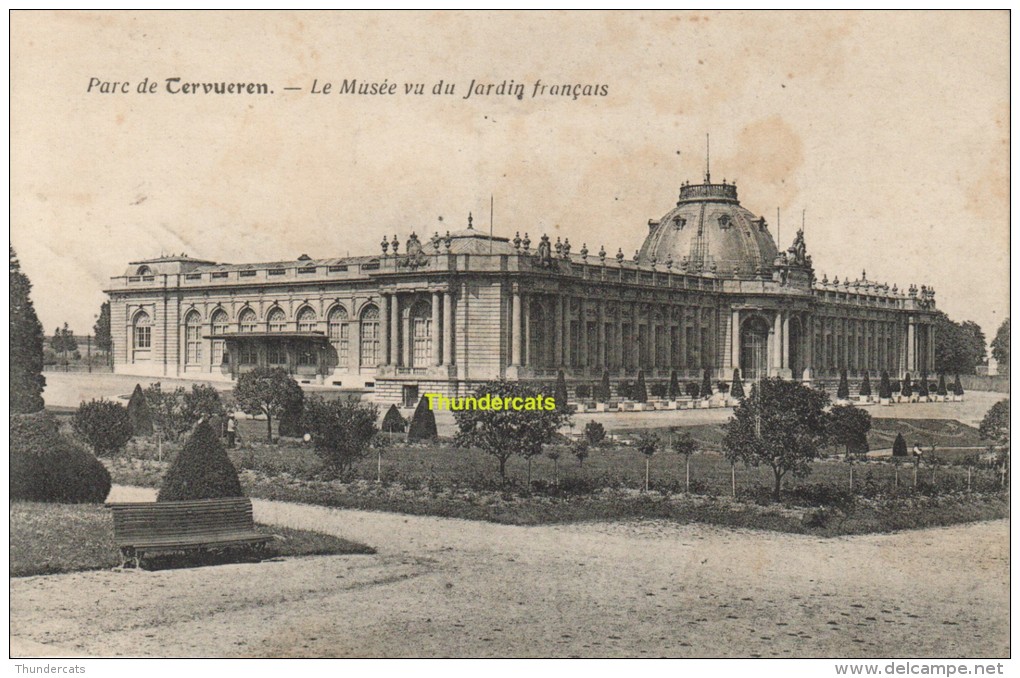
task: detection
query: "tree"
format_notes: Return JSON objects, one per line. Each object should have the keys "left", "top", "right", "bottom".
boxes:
{"left": 583, "top": 420, "right": 605, "bottom": 447}
{"left": 634, "top": 370, "right": 648, "bottom": 403}
{"left": 157, "top": 420, "right": 243, "bottom": 501}
{"left": 826, "top": 405, "right": 872, "bottom": 488}
{"left": 990, "top": 318, "right": 1009, "bottom": 372}
{"left": 73, "top": 400, "right": 133, "bottom": 456}
{"left": 93, "top": 300, "right": 113, "bottom": 353}
{"left": 381, "top": 404, "right": 407, "bottom": 434}
{"left": 407, "top": 396, "right": 438, "bottom": 442}
{"left": 303, "top": 395, "right": 380, "bottom": 478}
{"left": 979, "top": 399, "right": 1009, "bottom": 486}
{"left": 700, "top": 369, "right": 713, "bottom": 399}
{"left": 453, "top": 380, "right": 571, "bottom": 485}
{"left": 571, "top": 439, "right": 590, "bottom": 467}
{"left": 634, "top": 432, "right": 659, "bottom": 492}
{"left": 670, "top": 430, "right": 698, "bottom": 493}
{"left": 730, "top": 369, "right": 745, "bottom": 400}
{"left": 554, "top": 370, "right": 569, "bottom": 411}
{"left": 892, "top": 432, "right": 908, "bottom": 457}
{"left": 11, "top": 412, "right": 110, "bottom": 503}
{"left": 878, "top": 371, "right": 892, "bottom": 400}
{"left": 598, "top": 370, "right": 612, "bottom": 403}
{"left": 722, "top": 378, "right": 830, "bottom": 502}
{"left": 277, "top": 390, "right": 306, "bottom": 438}
{"left": 859, "top": 372, "right": 872, "bottom": 398}
{"left": 143, "top": 382, "right": 190, "bottom": 440}
{"left": 837, "top": 369, "right": 850, "bottom": 400}
{"left": 233, "top": 367, "right": 304, "bottom": 443}
{"left": 546, "top": 447, "right": 562, "bottom": 485}
{"left": 933, "top": 311, "right": 985, "bottom": 375}
{"left": 10, "top": 247, "right": 46, "bottom": 413}
{"left": 52, "top": 323, "right": 78, "bottom": 364}
{"left": 668, "top": 370, "right": 680, "bottom": 400}
{"left": 183, "top": 384, "right": 227, "bottom": 427}
{"left": 126, "top": 384, "right": 154, "bottom": 436}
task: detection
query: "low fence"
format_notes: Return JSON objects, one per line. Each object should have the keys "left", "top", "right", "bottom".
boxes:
{"left": 959, "top": 374, "right": 1009, "bottom": 394}
{"left": 43, "top": 364, "right": 114, "bottom": 374}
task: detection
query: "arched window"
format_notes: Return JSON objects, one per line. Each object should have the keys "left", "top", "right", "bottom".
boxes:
{"left": 210, "top": 309, "right": 228, "bottom": 365}
{"left": 297, "top": 307, "right": 316, "bottom": 332}
{"left": 184, "top": 310, "right": 202, "bottom": 365}
{"left": 267, "top": 308, "right": 287, "bottom": 332}
{"left": 136, "top": 265, "right": 152, "bottom": 276}
{"left": 238, "top": 308, "right": 257, "bottom": 333}
{"left": 410, "top": 300, "right": 432, "bottom": 367}
{"left": 328, "top": 306, "right": 349, "bottom": 367}
{"left": 360, "top": 304, "right": 380, "bottom": 366}
{"left": 133, "top": 311, "right": 151, "bottom": 349}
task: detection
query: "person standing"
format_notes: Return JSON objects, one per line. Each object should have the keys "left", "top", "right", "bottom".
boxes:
{"left": 226, "top": 414, "right": 236, "bottom": 448}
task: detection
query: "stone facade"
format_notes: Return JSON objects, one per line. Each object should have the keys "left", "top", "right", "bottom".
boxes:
{"left": 106, "top": 176, "right": 938, "bottom": 404}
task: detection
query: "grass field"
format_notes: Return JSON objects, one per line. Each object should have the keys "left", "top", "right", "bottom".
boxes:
{"left": 9, "top": 501, "right": 375, "bottom": 577}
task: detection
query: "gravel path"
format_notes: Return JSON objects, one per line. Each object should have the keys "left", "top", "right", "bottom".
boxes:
{"left": 10, "top": 486, "right": 1008, "bottom": 658}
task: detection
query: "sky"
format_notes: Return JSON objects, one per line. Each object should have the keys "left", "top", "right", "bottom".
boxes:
{"left": 10, "top": 11, "right": 1009, "bottom": 342}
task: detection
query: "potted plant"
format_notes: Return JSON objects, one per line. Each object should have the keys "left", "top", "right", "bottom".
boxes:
{"left": 730, "top": 368, "right": 745, "bottom": 406}
{"left": 878, "top": 371, "right": 892, "bottom": 406}
{"left": 900, "top": 373, "right": 913, "bottom": 403}
{"left": 699, "top": 369, "right": 713, "bottom": 408}
{"left": 917, "top": 370, "right": 929, "bottom": 403}
{"left": 836, "top": 369, "right": 851, "bottom": 405}
{"left": 684, "top": 382, "right": 700, "bottom": 409}
{"left": 935, "top": 374, "right": 948, "bottom": 402}
{"left": 596, "top": 370, "right": 611, "bottom": 411}
{"left": 633, "top": 370, "right": 649, "bottom": 411}
{"left": 858, "top": 371, "right": 872, "bottom": 404}
{"left": 952, "top": 374, "right": 964, "bottom": 402}
{"left": 667, "top": 370, "right": 681, "bottom": 408}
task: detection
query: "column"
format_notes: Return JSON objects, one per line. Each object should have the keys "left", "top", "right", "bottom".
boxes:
{"left": 442, "top": 290, "right": 453, "bottom": 365}
{"left": 679, "top": 308, "right": 687, "bottom": 370}
{"left": 632, "top": 303, "right": 640, "bottom": 369}
{"left": 730, "top": 309, "right": 741, "bottom": 371}
{"left": 782, "top": 312, "right": 790, "bottom": 370}
{"left": 554, "top": 296, "right": 563, "bottom": 366}
{"left": 390, "top": 294, "right": 400, "bottom": 366}
{"left": 379, "top": 294, "right": 390, "bottom": 366}
{"left": 563, "top": 297, "right": 572, "bottom": 368}
{"left": 522, "top": 295, "right": 530, "bottom": 367}
{"left": 402, "top": 306, "right": 411, "bottom": 368}
{"left": 615, "top": 303, "right": 624, "bottom": 369}
{"left": 804, "top": 315, "right": 814, "bottom": 380}
{"left": 906, "top": 318, "right": 916, "bottom": 374}
{"left": 511, "top": 288, "right": 522, "bottom": 366}
{"left": 431, "top": 291, "right": 441, "bottom": 367}
{"left": 597, "top": 301, "right": 606, "bottom": 368}
{"left": 772, "top": 311, "right": 783, "bottom": 374}
{"left": 578, "top": 299, "right": 588, "bottom": 368}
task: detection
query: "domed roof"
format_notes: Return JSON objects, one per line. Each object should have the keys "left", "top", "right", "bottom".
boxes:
{"left": 638, "top": 179, "right": 778, "bottom": 277}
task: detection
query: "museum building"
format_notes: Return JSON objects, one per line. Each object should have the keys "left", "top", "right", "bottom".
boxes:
{"left": 106, "top": 171, "right": 937, "bottom": 405}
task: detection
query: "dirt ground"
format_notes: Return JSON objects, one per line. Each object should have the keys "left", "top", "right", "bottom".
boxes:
{"left": 10, "top": 485, "right": 1009, "bottom": 658}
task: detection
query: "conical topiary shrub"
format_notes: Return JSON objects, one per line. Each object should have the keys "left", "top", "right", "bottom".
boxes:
{"left": 859, "top": 372, "right": 872, "bottom": 398}
{"left": 668, "top": 370, "right": 680, "bottom": 400}
{"left": 953, "top": 374, "right": 964, "bottom": 397}
{"left": 730, "top": 369, "right": 745, "bottom": 399}
{"left": 554, "top": 370, "right": 569, "bottom": 411}
{"left": 11, "top": 411, "right": 111, "bottom": 503}
{"left": 127, "top": 383, "right": 154, "bottom": 436}
{"left": 837, "top": 369, "right": 850, "bottom": 400}
{"left": 381, "top": 403, "right": 407, "bottom": 433}
{"left": 634, "top": 370, "right": 648, "bottom": 403}
{"left": 700, "top": 369, "right": 713, "bottom": 399}
{"left": 917, "top": 370, "right": 929, "bottom": 398}
{"left": 901, "top": 373, "right": 913, "bottom": 397}
{"left": 157, "top": 420, "right": 243, "bottom": 501}
{"left": 407, "top": 396, "right": 438, "bottom": 442}
{"left": 879, "top": 371, "right": 892, "bottom": 399}
{"left": 599, "top": 370, "right": 611, "bottom": 404}
{"left": 892, "top": 432, "right": 908, "bottom": 457}
{"left": 937, "top": 374, "right": 947, "bottom": 397}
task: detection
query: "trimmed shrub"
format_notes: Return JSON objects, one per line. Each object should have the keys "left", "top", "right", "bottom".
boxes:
{"left": 554, "top": 370, "right": 569, "bottom": 410}
{"left": 157, "top": 420, "right": 243, "bottom": 501}
{"left": 878, "top": 371, "right": 891, "bottom": 399}
{"left": 649, "top": 382, "right": 667, "bottom": 399}
{"left": 668, "top": 370, "right": 681, "bottom": 399}
{"left": 381, "top": 404, "right": 406, "bottom": 433}
{"left": 892, "top": 432, "right": 908, "bottom": 457}
{"left": 127, "top": 384, "right": 154, "bottom": 436}
{"left": 859, "top": 372, "right": 872, "bottom": 397}
{"left": 685, "top": 382, "right": 700, "bottom": 398}
{"left": 953, "top": 374, "right": 964, "bottom": 396}
{"left": 618, "top": 380, "right": 634, "bottom": 400}
{"left": 11, "top": 412, "right": 111, "bottom": 503}
{"left": 304, "top": 395, "right": 380, "bottom": 478}
{"left": 837, "top": 369, "right": 850, "bottom": 399}
{"left": 576, "top": 384, "right": 591, "bottom": 401}
{"left": 407, "top": 396, "right": 438, "bottom": 442}
{"left": 901, "top": 373, "right": 913, "bottom": 397}
{"left": 634, "top": 370, "right": 648, "bottom": 403}
{"left": 917, "top": 371, "right": 929, "bottom": 398}
{"left": 72, "top": 399, "right": 132, "bottom": 456}
{"left": 598, "top": 371, "right": 611, "bottom": 403}
{"left": 716, "top": 381, "right": 730, "bottom": 394}
{"left": 583, "top": 420, "right": 606, "bottom": 447}
{"left": 278, "top": 393, "right": 305, "bottom": 438}
{"left": 700, "top": 369, "right": 713, "bottom": 398}
{"left": 730, "top": 369, "right": 745, "bottom": 399}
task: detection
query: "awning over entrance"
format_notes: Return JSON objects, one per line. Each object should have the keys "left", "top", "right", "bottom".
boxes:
{"left": 202, "top": 331, "right": 329, "bottom": 343}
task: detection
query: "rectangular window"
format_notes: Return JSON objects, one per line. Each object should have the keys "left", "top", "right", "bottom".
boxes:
{"left": 360, "top": 321, "right": 379, "bottom": 366}
{"left": 412, "top": 317, "right": 431, "bottom": 367}
{"left": 185, "top": 273, "right": 201, "bottom": 281}
{"left": 212, "top": 339, "right": 225, "bottom": 366}
{"left": 135, "top": 326, "right": 151, "bottom": 349}
{"left": 239, "top": 344, "right": 258, "bottom": 365}
{"left": 327, "top": 265, "right": 348, "bottom": 273}
{"left": 267, "top": 344, "right": 287, "bottom": 365}
{"left": 239, "top": 270, "right": 256, "bottom": 278}
{"left": 297, "top": 348, "right": 317, "bottom": 366}
{"left": 268, "top": 268, "right": 286, "bottom": 276}
{"left": 298, "top": 266, "right": 316, "bottom": 275}
{"left": 211, "top": 272, "right": 228, "bottom": 279}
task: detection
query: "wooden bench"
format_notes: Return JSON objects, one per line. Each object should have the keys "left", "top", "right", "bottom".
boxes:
{"left": 106, "top": 497, "right": 273, "bottom": 569}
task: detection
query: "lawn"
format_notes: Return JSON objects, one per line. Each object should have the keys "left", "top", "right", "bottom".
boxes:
{"left": 10, "top": 501, "right": 375, "bottom": 577}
